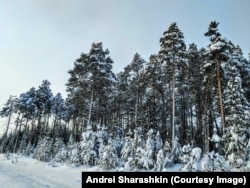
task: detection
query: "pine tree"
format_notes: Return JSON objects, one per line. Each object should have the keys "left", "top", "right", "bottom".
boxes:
{"left": 143, "top": 55, "right": 165, "bottom": 136}
{"left": 132, "top": 128, "right": 144, "bottom": 150}
{"left": 51, "top": 93, "right": 67, "bottom": 143}
{"left": 187, "top": 44, "right": 204, "bottom": 147}
{"left": 223, "top": 55, "right": 250, "bottom": 168}
{"left": 170, "top": 136, "right": 182, "bottom": 163}
{"left": 162, "top": 140, "right": 172, "bottom": 168}
{"left": 80, "top": 125, "right": 98, "bottom": 166}
{"left": 33, "top": 80, "right": 54, "bottom": 147}
{"left": 19, "top": 87, "right": 37, "bottom": 146}
{"left": 68, "top": 142, "right": 81, "bottom": 166}
{"left": 133, "top": 129, "right": 155, "bottom": 170}
{"left": 66, "top": 42, "right": 117, "bottom": 130}
{"left": 0, "top": 95, "right": 18, "bottom": 153}
{"left": 16, "top": 89, "right": 36, "bottom": 132}
{"left": 54, "top": 144, "right": 68, "bottom": 163}
{"left": 52, "top": 138, "right": 66, "bottom": 157}
{"left": 204, "top": 21, "right": 230, "bottom": 134}
{"left": 98, "top": 138, "right": 118, "bottom": 170}
{"left": 155, "top": 149, "right": 165, "bottom": 171}
{"left": 159, "top": 22, "right": 187, "bottom": 148}
{"left": 155, "top": 131, "right": 163, "bottom": 155}
{"left": 33, "top": 136, "right": 53, "bottom": 162}
{"left": 127, "top": 53, "right": 146, "bottom": 130}
{"left": 120, "top": 136, "right": 134, "bottom": 163}
{"left": 65, "top": 135, "right": 78, "bottom": 166}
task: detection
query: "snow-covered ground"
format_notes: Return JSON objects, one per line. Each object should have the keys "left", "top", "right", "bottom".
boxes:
{"left": 0, "top": 153, "right": 182, "bottom": 188}
{"left": 0, "top": 154, "right": 84, "bottom": 188}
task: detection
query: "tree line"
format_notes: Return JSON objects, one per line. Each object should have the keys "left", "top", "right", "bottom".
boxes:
{"left": 0, "top": 21, "right": 250, "bottom": 169}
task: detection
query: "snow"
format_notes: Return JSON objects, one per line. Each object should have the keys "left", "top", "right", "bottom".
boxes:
{"left": 0, "top": 153, "right": 183, "bottom": 187}
{"left": 0, "top": 154, "right": 103, "bottom": 187}
{"left": 0, "top": 154, "right": 83, "bottom": 188}
{"left": 209, "top": 41, "right": 225, "bottom": 51}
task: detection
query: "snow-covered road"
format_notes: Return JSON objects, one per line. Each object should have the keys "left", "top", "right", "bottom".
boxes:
{"left": 0, "top": 154, "right": 82, "bottom": 188}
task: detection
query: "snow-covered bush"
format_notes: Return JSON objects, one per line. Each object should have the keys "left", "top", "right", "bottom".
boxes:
{"left": 200, "top": 152, "right": 214, "bottom": 172}
{"left": 54, "top": 145, "right": 68, "bottom": 163}
{"left": 134, "top": 147, "right": 155, "bottom": 171}
{"left": 163, "top": 140, "right": 172, "bottom": 168}
{"left": 171, "top": 136, "right": 182, "bottom": 163}
{"left": 155, "top": 149, "right": 165, "bottom": 171}
{"left": 33, "top": 137, "right": 53, "bottom": 162}
{"left": 68, "top": 143, "right": 81, "bottom": 166}
{"left": 98, "top": 140, "right": 118, "bottom": 170}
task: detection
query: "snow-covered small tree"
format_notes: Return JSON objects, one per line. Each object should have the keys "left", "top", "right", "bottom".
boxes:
{"left": 112, "top": 127, "right": 124, "bottom": 159}
{"left": 54, "top": 140, "right": 68, "bottom": 163}
{"left": 33, "top": 136, "right": 53, "bottom": 162}
{"left": 98, "top": 136, "right": 105, "bottom": 161}
{"left": 223, "top": 60, "right": 250, "bottom": 164}
{"left": 132, "top": 128, "right": 144, "bottom": 150}
{"left": 55, "top": 146, "right": 68, "bottom": 163}
{"left": 155, "top": 131, "right": 163, "bottom": 154}
{"left": 171, "top": 136, "right": 182, "bottom": 163}
{"left": 123, "top": 157, "right": 135, "bottom": 171}
{"left": 155, "top": 149, "right": 165, "bottom": 171}
{"left": 178, "top": 145, "right": 203, "bottom": 172}
{"left": 81, "top": 141, "right": 97, "bottom": 166}
{"left": 97, "top": 125, "right": 109, "bottom": 146}
{"left": 133, "top": 129, "right": 155, "bottom": 170}
{"left": 52, "top": 138, "right": 66, "bottom": 157}
{"left": 162, "top": 140, "right": 172, "bottom": 168}
{"left": 80, "top": 125, "right": 97, "bottom": 166}
{"left": 145, "top": 129, "right": 155, "bottom": 159}
{"left": 224, "top": 127, "right": 249, "bottom": 171}
{"left": 120, "top": 136, "right": 134, "bottom": 163}
{"left": 68, "top": 142, "right": 81, "bottom": 166}
{"left": 134, "top": 147, "right": 155, "bottom": 171}
{"left": 24, "top": 141, "right": 34, "bottom": 157}
{"left": 98, "top": 138, "right": 118, "bottom": 170}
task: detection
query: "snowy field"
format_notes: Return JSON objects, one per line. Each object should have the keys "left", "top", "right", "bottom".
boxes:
{"left": 0, "top": 154, "right": 86, "bottom": 188}
{"left": 0, "top": 153, "right": 182, "bottom": 188}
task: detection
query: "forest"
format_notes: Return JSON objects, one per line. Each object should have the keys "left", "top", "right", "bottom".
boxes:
{"left": 0, "top": 21, "right": 250, "bottom": 171}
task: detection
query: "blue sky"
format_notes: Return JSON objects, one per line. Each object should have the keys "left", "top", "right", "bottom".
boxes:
{"left": 0, "top": 0, "right": 250, "bottom": 109}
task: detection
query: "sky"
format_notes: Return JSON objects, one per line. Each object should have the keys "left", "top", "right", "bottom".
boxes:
{"left": 0, "top": 0, "right": 250, "bottom": 110}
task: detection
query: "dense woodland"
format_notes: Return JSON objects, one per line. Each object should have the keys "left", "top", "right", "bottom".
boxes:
{"left": 1, "top": 21, "right": 250, "bottom": 171}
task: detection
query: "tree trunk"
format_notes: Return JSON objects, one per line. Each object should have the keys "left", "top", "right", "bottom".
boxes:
{"left": 216, "top": 54, "right": 225, "bottom": 134}
{"left": 14, "top": 114, "right": 22, "bottom": 153}
{"left": 203, "top": 86, "right": 210, "bottom": 153}
{"left": 172, "top": 63, "right": 176, "bottom": 150}
{"left": 87, "top": 89, "right": 94, "bottom": 127}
